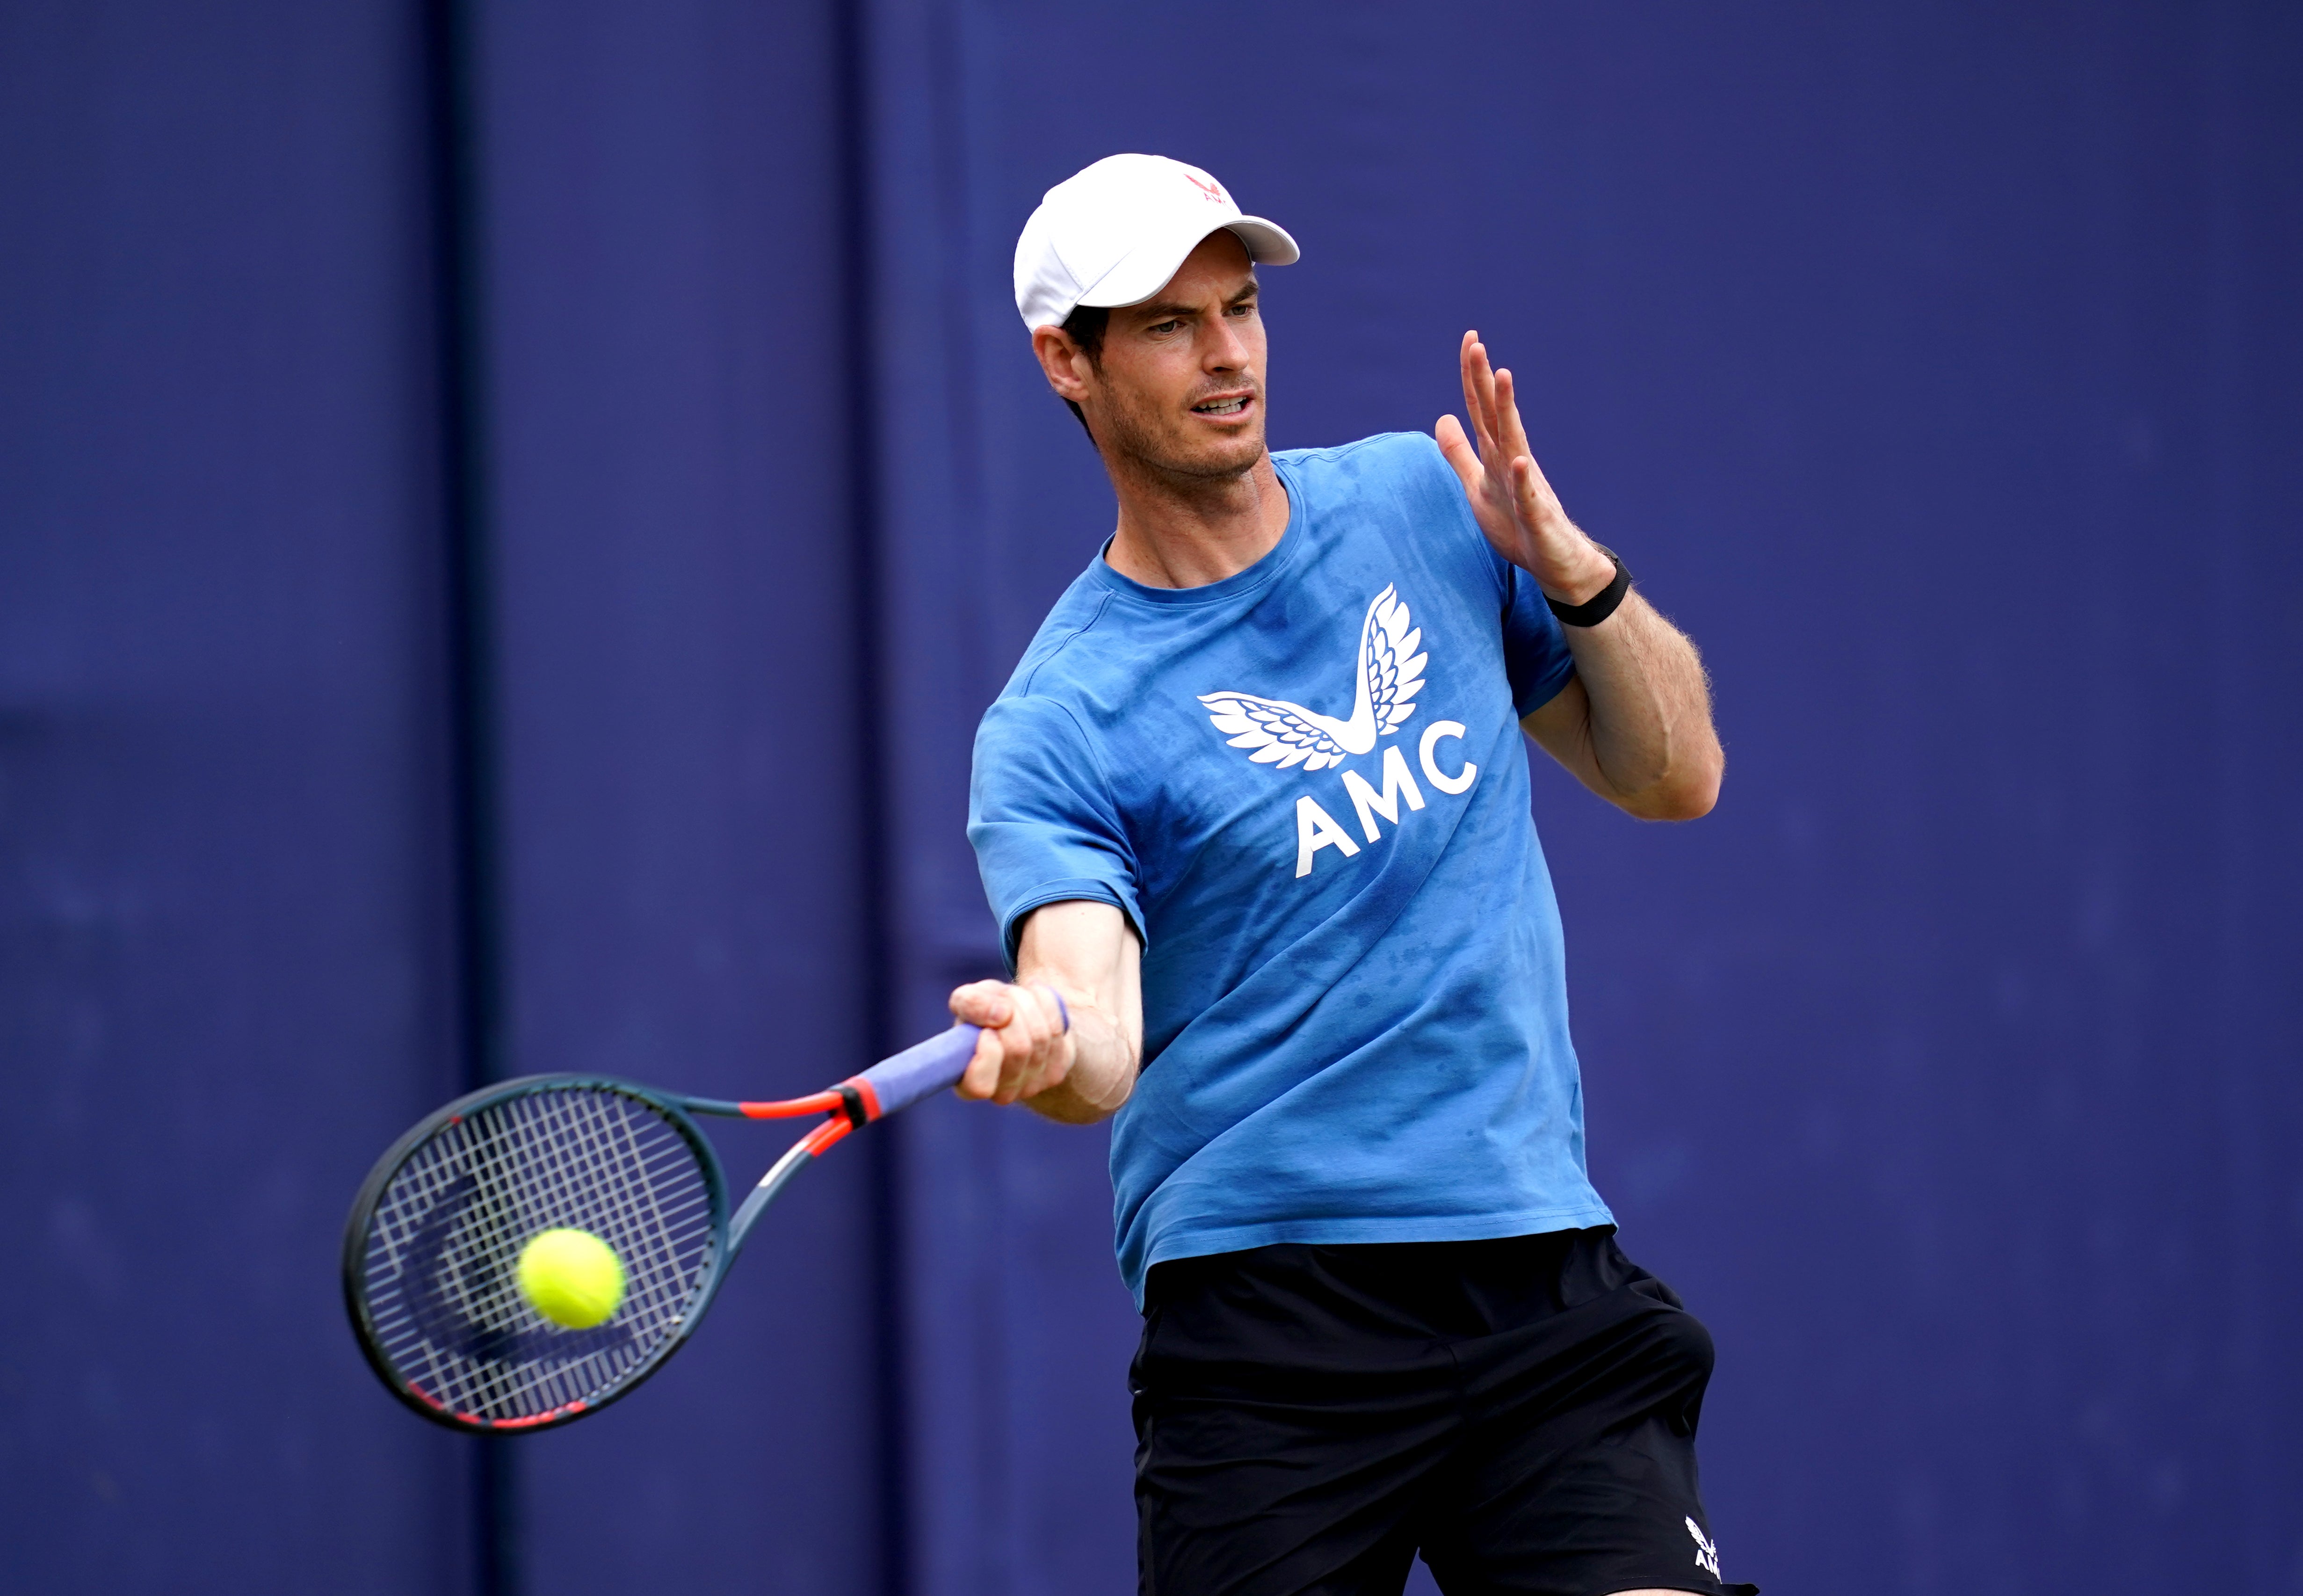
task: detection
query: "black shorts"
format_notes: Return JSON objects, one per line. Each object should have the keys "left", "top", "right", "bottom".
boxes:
{"left": 1131, "top": 1228, "right": 1757, "bottom": 1596}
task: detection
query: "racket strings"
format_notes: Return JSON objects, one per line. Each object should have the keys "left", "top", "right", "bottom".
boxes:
{"left": 357, "top": 1086, "right": 719, "bottom": 1423}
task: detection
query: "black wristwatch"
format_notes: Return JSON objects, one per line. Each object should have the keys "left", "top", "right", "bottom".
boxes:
{"left": 1544, "top": 544, "right": 1631, "bottom": 627}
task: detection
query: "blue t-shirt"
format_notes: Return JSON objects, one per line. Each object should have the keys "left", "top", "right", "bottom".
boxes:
{"left": 968, "top": 431, "right": 1614, "bottom": 1304}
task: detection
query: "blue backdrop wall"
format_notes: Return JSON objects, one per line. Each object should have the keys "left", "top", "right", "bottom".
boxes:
{"left": 2, "top": 0, "right": 483, "bottom": 1589}
{"left": 3, "top": 4, "right": 2297, "bottom": 1595}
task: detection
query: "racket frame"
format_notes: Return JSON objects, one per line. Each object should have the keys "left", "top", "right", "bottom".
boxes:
{"left": 341, "top": 1074, "right": 843, "bottom": 1435}
{"left": 342, "top": 1019, "right": 1003, "bottom": 1435}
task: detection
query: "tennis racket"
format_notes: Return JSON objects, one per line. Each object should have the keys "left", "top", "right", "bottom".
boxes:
{"left": 341, "top": 1016, "right": 1027, "bottom": 1434}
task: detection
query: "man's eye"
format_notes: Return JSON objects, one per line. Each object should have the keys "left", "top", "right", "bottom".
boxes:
{"left": 1228, "top": 302, "right": 1255, "bottom": 317}
{"left": 1148, "top": 319, "right": 1181, "bottom": 335}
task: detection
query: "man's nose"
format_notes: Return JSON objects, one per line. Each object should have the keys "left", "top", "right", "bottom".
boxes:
{"left": 1204, "top": 317, "right": 1252, "bottom": 371}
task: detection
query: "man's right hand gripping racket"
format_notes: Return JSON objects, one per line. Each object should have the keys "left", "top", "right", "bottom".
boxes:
{"left": 341, "top": 1017, "right": 1032, "bottom": 1433}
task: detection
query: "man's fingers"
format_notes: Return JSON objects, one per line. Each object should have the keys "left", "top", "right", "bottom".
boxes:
{"left": 948, "top": 978, "right": 1013, "bottom": 1029}
{"left": 950, "top": 979, "right": 1026, "bottom": 1099}
{"left": 1460, "top": 332, "right": 1499, "bottom": 457}
{"left": 1468, "top": 342, "right": 1504, "bottom": 459}
{"left": 991, "top": 993, "right": 1041, "bottom": 1104}
{"left": 1461, "top": 350, "right": 1550, "bottom": 538}
{"left": 1020, "top": 986, "right": 1068, "bottom": 1096}
{"left": 1492, "top": 367, "right": 1535, "bottom": 460}
{"left": 1458, "top": 330, "right": 1482, "bottom": 430}
{"left": 1434, "top": 414, "right": 1481, "bottom": 488}
{"left": 980, "top": 981, "right": 1063, "bottom": 1105}
{"left": 1026, "top": 986, "right": 1074, "bottom": 1091}
{"left": 1462, "top": 337, "right": 1489, "bottom": 439}
{"left": 952, "top": 979, "right": 1080, "bottom": 1106}
{"left": 957, "top": 1026, "right": 1004, "bottom": 1099}
{"left": 1510, "top": 446, "right": 1565, "bottom": 530}
{"left": 1025, "top": 983, "right": 1064, "bottom": 1045}
{"left": 1509, "top": 456, "right": 1546, "bottom": 525}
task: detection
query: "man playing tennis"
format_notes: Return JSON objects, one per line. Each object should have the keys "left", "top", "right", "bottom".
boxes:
{"left": 948, "top": 154, "right": 1750, "bottom": 1596}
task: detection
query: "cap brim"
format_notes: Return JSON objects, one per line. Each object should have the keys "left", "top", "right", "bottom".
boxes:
{"left": 1075, "top": 215, "right": 1302, "bottom": 310}
{"left": 1224, "top": 217, "right": 1300, "bottom": 266}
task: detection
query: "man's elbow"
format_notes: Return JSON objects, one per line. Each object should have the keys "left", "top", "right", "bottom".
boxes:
{"left": 1617, "top": 755, "right": 1723, "bottom": 822}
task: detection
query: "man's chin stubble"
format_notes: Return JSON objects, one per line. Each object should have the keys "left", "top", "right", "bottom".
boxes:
{"left": 1115, "top": 424, "right": 1266, "bottom": 485}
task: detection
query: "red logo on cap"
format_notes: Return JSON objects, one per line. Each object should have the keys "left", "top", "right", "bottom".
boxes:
{"left": 1185, "top": 174, "right": 1227, "bottom": 205}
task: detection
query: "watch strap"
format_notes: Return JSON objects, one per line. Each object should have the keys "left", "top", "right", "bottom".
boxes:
{"left": 1544, "top": 544, "right": 1631, "bottom": 627}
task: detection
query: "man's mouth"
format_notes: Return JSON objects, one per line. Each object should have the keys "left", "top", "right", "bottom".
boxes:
{"left": 1191, "top": 394, "right": 1252, "bottom": 417}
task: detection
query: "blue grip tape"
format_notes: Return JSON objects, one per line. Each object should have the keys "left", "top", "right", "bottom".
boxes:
{"left": 858, "top": 994, "right": 1072, "bottom": 1118}
{"left": 856, "top": 1025, "right": 980, "bottom": 1117}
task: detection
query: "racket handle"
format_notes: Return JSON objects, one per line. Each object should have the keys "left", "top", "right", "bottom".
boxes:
{"left": 846, "top": 996, "right": 1073, "bottom": 1120}
{"left": 848, "top": 1024, "right": 980, "bottom": 1119}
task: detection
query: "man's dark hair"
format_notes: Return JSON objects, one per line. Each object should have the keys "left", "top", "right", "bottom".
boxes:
{"left": 1057, "top": 304, "right": 1108, "bottom": 444}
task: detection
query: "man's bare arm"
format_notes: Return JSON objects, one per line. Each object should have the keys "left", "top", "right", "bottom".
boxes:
{"left": 1518, "top": 597, "right": 1719, "bottom": 820}
{"left": 1435, "top": 330, "right": 1722, "bottom": 821}
{"left": 948, "top": 899, "right": 1142, "bottom": 1124}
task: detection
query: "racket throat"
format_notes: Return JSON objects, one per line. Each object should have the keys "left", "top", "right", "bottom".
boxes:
{"left": 728, "top": 1117, "right": 848, "bottom": 1251}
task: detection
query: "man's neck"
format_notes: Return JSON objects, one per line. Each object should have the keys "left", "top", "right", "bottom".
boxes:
{"left": 1102, "top": 451, "right": 1290, "bottom": 590}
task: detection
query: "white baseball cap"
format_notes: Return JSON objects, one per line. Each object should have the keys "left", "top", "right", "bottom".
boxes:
{"left": 1013, "top": 154, "right": 1300, "bottom": 333}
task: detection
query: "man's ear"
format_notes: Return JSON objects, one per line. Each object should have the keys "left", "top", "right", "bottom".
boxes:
{"left": 1032, "top": 325, "right": 1093, "bottom": 402}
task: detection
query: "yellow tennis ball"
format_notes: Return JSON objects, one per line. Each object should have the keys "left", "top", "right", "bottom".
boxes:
{"left": 516, "top": 1228, "right": 626, "bottom": 1329}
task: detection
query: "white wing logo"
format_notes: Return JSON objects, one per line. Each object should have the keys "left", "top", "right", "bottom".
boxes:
{"left": 1198, "top": 585, "right": 1427, "bottom": 771}
{"left": 1686, "top": 1518, "right": 1721, "bottom": 1580}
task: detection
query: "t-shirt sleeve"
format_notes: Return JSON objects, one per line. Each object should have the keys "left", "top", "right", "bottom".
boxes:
{"left": 968, "top": 693, "right": 1144, "bottom": 972}
{"left": 1500, "top": 559, "right": 1578, "bottom": 715}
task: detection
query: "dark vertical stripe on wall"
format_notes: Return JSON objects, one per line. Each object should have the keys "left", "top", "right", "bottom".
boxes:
{"left": 833, "top": 0, "right": 910, "bottom": 1588}
{"left": 420, "top": 0, "right": 515, "bottom": 1590}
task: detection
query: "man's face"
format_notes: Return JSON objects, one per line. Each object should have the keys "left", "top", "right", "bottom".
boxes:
{"left": 1076, "top": 231, "right": 1267, "bottom": 481}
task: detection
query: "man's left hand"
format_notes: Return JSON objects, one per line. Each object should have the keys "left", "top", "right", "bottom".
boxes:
{"left": 1434, "top": 331, "right": 1616, "bottom": 606}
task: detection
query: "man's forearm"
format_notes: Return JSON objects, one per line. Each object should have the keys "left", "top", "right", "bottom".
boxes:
{"left": 1523, "top": 587, "right": 1721, "bottom": 821}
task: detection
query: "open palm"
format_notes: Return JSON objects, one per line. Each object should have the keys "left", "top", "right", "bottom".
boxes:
{"left": 1434, "top": 331, "right": 1611, "bottom": 603}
